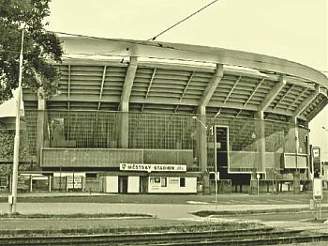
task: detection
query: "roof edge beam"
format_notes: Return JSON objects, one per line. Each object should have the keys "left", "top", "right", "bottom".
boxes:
{"left": 223, "top": 76, "right": 241, "bottom": 104}
{"left": 306, "top": 97, "right": 328, "bottom": 121}
{"left": 257, "top": 75, "right": 286, "bottom": 112}
{"left": 286, "top": 87, "right": 308, "bottom": 111}
{"left": 179, "top": 71, "right": 195, "bottom": 102}
{"left": 67, "top": 65, "right": 71, "bottom": 110}
{"left": 272, "top": 84, "right": 294, "bottom": 110}
{"left": 244, "top": 78, "right": 265, "bottom": 107}
{"left": 293, "top": 85, "right": 320, "bottom": 118}
{"left": 199, "top": 63, "right": 223, "bottom": 108}
{"left": 145, "top": 68, "right": 157, "bottom": 99}
{"left": 97, "top": 65, "right": 107, "bottom": 110}
{"left": 120, "top": 56, "right": 138, "bottom": 111}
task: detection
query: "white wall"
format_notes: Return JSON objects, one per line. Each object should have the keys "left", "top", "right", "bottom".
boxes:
{"left": 148, "top": 176, "right": 197, "bottom": 193}
{"left": 323, "top": 166, "right": 328, "bottom": 181}
{"left": 128, "top": 176, "right": 140, "bottom": 193}
{"left": 105, "top": 176, "right": 118, "bottom": 193}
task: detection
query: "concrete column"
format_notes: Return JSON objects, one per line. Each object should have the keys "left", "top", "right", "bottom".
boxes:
{"left": 48, "top": 175, "right": 52, "bottom": 192}
{"left": 29, "top": 175, "right": 33, "bottom": 192}
{"left": 197, "top": 106, "right": 209, "bottom": 194}
{"left": 255, "top": 112, "right": 266, "bottom": 173}
{"left": 286, "top": 117, "right": 298, "bottom": 153}
{"left": 65, "top": 177, "right": 68, "bottom": 192}
{"left": 198, "top": 107, "right": 207, "bottom": 172}
{"left": 250, "top": 112, "right": 266, "bottom": 195}
{"left": 82, "top": 176, "right": 86, "bottom": 192}
{"left": 293, "top": 118, "right": 300, "bottom": 158}
{"left": 119, "top": 56, "right": 138, "bottom": 148}
{"left": 8, "top": 174, "right": 12, "bottom": 193}
{"left": 291, "top": 117, "right": 301, "bottom": 193}
{"left": 120, "top": 103, "right": 129, "bottom": 148}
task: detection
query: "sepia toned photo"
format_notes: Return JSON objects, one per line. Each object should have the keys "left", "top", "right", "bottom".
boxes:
{"left": 0, "top": 0, "right": 328, "bottom": 245}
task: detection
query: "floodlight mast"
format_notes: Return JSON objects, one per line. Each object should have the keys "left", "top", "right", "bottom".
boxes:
{"left": 192, "top": 116, "right": 207, "bottom": 130}
{"left": 9, "top": 28, "right": 24, "bottom": 214}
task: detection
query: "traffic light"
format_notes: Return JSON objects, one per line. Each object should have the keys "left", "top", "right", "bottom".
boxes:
{"left": 312, "top": 146, "right": 321, "bottom": 178}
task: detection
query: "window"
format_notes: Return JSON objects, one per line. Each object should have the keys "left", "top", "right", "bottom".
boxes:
{"left": 161, "top": 177, "right": 167, "bottom": 187}
{"left": 86, "top": 173, "right": 97, "bottom": 178}
{"left": 180, "top": 177, "right": 186, "bottom": 187}
{"left": 150, "top": 177, "right": 161, "bottom": 184}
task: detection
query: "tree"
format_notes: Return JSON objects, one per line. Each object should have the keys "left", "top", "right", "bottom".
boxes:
{"left": 0, "top": 0, "right": 62, "bottom": 101}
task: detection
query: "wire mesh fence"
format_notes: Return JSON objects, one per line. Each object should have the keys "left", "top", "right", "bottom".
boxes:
{"left": 20, "top": 110, "right": 309, "bottom": 174}
{"left": 206, "top": 116, "right": 309, "bottom": 173}
{"left": 128, "top": 112, "right": 195, "bottom": 149}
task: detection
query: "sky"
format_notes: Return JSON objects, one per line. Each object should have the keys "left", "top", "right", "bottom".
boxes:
{"left": 47, "top": 0, "right": 328, "bottom": 160}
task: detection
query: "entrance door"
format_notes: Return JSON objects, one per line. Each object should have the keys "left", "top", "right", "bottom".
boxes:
{"left": 139, "top": 176, "right": 148, "bottom": 193}
{"left": 118, "top": 176, "right": 128, "bottom": 193}
{"left": 215, "top": 126, "right": 229, "bottom": 179}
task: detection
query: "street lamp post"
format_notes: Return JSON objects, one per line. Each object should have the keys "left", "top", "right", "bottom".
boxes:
{"left": 294, "top": 122, "right": 300, "bottom": 193}
{"left": 215, "top": 162, "right": 218, "bottom": 208}
{"left": 251, "top": 132, "right": 259, "bottom": 195}
{"left": 9, "top": 29, "right": 25, "bottom": 214}
{"left": 322, "top": 126, "right": 328, "bottom": 185}
{"left": 256, "top": 173, "right": 260, "bottom": 196}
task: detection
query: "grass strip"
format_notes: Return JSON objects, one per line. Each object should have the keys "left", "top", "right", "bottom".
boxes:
{"left": 193, "top": 207, "right": 328, "bottom": 217}
{"left": 0, "top": 212, "right": 153, "bottom": 219}
{"left": 0, "top": 221, "right": 265, "bottom": 237}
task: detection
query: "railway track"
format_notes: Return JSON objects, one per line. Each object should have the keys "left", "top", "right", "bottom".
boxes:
{"left": 1, "top": 227, "right": 327, "bottom": 245}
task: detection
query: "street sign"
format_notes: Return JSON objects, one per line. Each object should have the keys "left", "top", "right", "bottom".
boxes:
{"left": 216, "top": 172, "right": 220, "bottom": 181}
{"left": 313, "top": 178, "right": 323, "bottom": 200}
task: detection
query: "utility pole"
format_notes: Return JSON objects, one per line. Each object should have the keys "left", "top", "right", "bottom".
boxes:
{"left": 294, "top": 118, "right": 300, "bottom": 193}
{"left": 9, "top": 29, "right": 24, "bottom": 214}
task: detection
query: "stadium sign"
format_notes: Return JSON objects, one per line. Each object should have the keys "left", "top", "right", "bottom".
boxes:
{"left": 120, "top": 163, "right": 186, "bottom": 172}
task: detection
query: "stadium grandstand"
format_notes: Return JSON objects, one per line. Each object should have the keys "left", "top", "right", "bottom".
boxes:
{"left": 1, "top": 36, "right": 328, "bottom": 194}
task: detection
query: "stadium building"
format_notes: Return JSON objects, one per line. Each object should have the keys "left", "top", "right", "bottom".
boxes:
{"left": 1, "top": 36, "right": 328, "bottom": 194}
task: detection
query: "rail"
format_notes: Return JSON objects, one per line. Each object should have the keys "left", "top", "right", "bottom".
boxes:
{"left": 1, "top": 227, "right": 328, "bottom": 245}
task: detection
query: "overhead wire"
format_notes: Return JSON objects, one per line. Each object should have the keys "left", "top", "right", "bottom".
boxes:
{"left": 148, "top": 0, "right": 220, "bottom": 41}
{"left": 10, "top": 0, "right": 323, "bottom": 75}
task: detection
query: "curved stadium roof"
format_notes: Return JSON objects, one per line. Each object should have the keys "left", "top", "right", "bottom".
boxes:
{"left": 23, "top": 36, "right": 328, "bottom": 122}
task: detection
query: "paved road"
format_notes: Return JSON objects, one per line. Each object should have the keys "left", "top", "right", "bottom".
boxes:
{"left": 1, "top": 202, "right": 327, "bottom": 235}
{"left": 0, "top": 191, "right": 327, "bottom": 220}
{"left": 1, "top": 202, "right": 327, "bottom": 220}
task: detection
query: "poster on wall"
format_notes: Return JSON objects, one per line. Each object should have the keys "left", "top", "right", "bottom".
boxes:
{"left": 66, "top": 176, "right": 82, "bottom": 189}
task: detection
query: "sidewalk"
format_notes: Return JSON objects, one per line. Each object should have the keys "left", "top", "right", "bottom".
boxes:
{"left": 0, "top": 190, "right": 322, "bottom": 200}
{"left": 0, "top": 192, "right": 107, "bottom": 197}
{"left": 1, "top": 191, "right": 327, "bottom": 208}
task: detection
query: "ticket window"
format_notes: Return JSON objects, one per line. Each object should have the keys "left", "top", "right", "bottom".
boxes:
{"left": 180, "top": 177, "right": 186, "bottom": 187}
